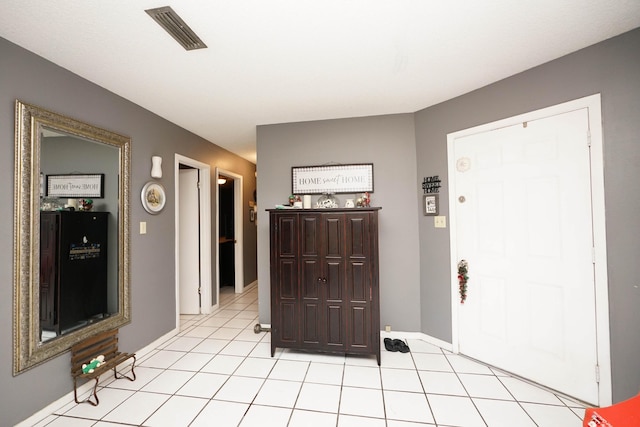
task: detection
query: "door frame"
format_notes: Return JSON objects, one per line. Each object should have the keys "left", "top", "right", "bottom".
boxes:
{"left": 446, "top": 93, "right": 611, "bottom": 405}
{"left": 216, "top": 167, "right": 244, "bottom": 296}
{"left": 174, "top": 154, "right": 213, "bottom": 326}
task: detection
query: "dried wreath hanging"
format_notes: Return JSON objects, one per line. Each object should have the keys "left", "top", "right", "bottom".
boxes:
{"left": 458, "top": 260, "right": 469, "bottom": 303}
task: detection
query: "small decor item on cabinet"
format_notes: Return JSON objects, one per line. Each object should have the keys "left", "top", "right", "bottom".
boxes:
{"left": 41, "top": 197, "right": 63, "bottom": 211}
{"left": 65, "top": 198, "right": 78, "bottom": 211}
{"left": 141, "top": 182, "right": 166, "bottom": 214}
{"left": 345, "top": 198, "right": 355, "bottom": 208}
{"left": 316, "top": 193, "right": 338, "bottom": 208}
{"left": 288, "top": 194, "right": 302, "bottom": 207}
{"left": 356, "top": 192, "right": 370, "bottom": 207}
{"left": 362, "top": 192, "right": 371, "bottom": 207}
{"left": 78, "top": 199, "right": 93, "bottom": 211}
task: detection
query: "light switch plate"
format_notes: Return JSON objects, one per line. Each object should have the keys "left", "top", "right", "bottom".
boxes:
{"left": 140, "top": 221, "right": 147, "bottom": 234}
{"left": 434, "top": 216, "right": 447, "bottom": 228}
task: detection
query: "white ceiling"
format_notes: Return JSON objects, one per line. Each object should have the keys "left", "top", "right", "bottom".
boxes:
{"left": 2, "top": 1, "right": 639, "bottom": 163}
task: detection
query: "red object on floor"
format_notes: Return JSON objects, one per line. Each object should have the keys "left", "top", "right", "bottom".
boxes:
{"left": 583, "top": 393, "right": 640, "bottom": 426}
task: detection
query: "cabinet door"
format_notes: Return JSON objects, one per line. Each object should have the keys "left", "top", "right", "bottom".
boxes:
{"left": 345, "top": 212, "right": 372, "bottom": 351}
{"left": 40, "top": 213, "right": 59, "bottom": 331}
{"left": 300, "top": 214, "right": 322, "bottom": 347}
{"left": 272, "top": 214, "right": 299, "bottom": 346}
{"left": 322, "top": 213, "right": 346, "bottom": 350}
{"left": 58, "top": 212, "right": 109, "bottom": 332}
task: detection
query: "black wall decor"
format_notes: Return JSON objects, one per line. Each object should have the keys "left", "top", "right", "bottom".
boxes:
{"left": 422, "top": 176, "right": 441, "bottom": 194}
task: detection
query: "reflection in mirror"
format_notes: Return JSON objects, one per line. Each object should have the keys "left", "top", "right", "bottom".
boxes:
{"left": 40, "top": 129, "right": 119, "bottom": 342}
{"left": 14, "top": 100, "right": 131, "bottom": 375}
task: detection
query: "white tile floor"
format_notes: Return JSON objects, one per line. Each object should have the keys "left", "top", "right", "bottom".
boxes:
{"left": 31, "top": 285, "right": 587, "bottom": 427}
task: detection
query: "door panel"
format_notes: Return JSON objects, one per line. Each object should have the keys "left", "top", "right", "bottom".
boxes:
{"left": 273, "top": 214, "right": 299, "bottom": 347}
{"left": 349, "top": 262, "right": 367, "bottom": 301}
{"left": 348, "top": 216, "right": 366, "bottom": 256}
{"left": 324, "top": 216, "right": 342, "bottom": 256}
{"left": 277, "top": 216, "right": 297, "bottom": 256}
{"left": 302, "top": 258, "right": 321, "bottom": 345}
{"left": 322, "top": 214, "right": 345, "bottom": 349}
{"left": 326, "top": 261, "right": 343, "bottom": 301}
{"left": 301, "top": 215, "right": 321, "bottom": 345}
{"left": 279, "top": 302, "right": 297, "bottom": 343}
{"left": 278, "top": 259, "right": 297, "bottom": 299}
{"left": 301, "top": 216, "right": 320, "bottom": 255}
{"left": 455, "top": 108, "right": 598, "bottom": 403}
{"left": 302, "top": 260, "right": 320, "bottom": 298}
{"left": 179, "top": 169, "right": 200, "bottom": 314}
{"left": 303, "top": 302, "right": 320, "bottom": 344}
{"left": 349, "top": 305, "right": 369, "bottom": 348}
{"left": 326, "top": 304, "right": 344, "bottom": 347}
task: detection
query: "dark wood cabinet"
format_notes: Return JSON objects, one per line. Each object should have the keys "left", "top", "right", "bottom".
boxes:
{"left": 40, "top": 211, "right": 109, "bottom": 337}
{"left": 269, "top": 207, "right": 381, "bottom": 364}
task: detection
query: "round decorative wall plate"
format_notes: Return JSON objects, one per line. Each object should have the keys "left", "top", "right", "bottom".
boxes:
{"left": 141, "top": 181, "right": 166, "bottom": 214}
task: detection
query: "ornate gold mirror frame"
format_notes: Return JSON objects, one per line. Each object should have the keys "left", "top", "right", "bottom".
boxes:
{"left": 14, "top": 100, "right": 131, "bottom": 375}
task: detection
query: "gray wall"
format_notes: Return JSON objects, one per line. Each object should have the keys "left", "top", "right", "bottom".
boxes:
{"left": 415, "top": 27, "right": 640, "bottom": 403}
{"left": 1, "top": 37, "right": 257, "bottom": 426}
{"left": 256, "top": 115, "right": 422, "bottom": 332}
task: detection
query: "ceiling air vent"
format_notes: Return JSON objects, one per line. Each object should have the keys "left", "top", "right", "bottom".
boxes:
{"left": 145, "top": 6, "right": 207, "bottom": 51}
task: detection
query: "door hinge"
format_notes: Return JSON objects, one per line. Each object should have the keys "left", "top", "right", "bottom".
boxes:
{"left": 587, "top": 130, "right": 592, "bottom": 147}
{"left": 370, "top": 287, "right": 372, "bottom": 302}
{"left": 595, "top": 364, "right": 600, "bottom": 383}
{"left": 592, "top": 247, "right": 596, "bottom": 264}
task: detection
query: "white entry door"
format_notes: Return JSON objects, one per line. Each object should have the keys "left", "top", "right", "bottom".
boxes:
{"left": 453, "top": 108, "right": 599, "bottom": 403}
{"left": 179, "top": 168, "right": 201, "bottom": 314}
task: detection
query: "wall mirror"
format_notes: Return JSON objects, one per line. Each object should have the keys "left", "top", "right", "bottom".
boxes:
{"left": 14, "top": 100, "right": 131, "bottom": 375}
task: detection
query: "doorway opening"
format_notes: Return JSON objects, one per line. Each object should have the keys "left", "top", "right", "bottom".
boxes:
{"left": 218, "top": 174, "right": 235, "bottom": 290}
{"left": 216, "top": 168, "right": 244, "bottom": 299}
{"left": 174, "top": 155, "right": 212, "bottom": 327}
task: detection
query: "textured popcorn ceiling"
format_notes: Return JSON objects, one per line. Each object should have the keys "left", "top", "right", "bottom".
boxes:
{"left": 1, "top": 0, "right": 639, "bottom": 162}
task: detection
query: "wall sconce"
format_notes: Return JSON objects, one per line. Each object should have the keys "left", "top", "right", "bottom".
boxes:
{"left": 218, "top": 178, "right": 227, "bottom": 185}
{"left": 151, "top": 156, "right": 163, "bottom": 179}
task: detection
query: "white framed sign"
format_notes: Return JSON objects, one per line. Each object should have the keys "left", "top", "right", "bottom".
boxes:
{"left": 292, "top": 163, "right": 374, "bottom": 194}
{"left": 46, "top": 174, "right": 104, "bottom": 198}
